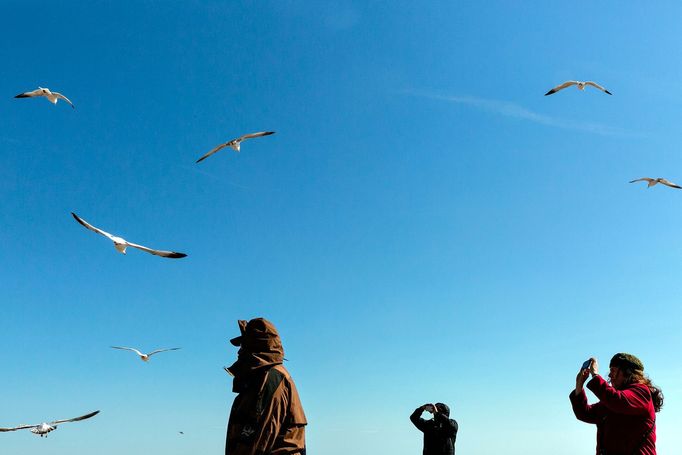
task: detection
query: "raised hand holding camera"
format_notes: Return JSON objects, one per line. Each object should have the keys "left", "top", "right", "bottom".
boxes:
{"left": 575, "top": 368, "right": 589, "bottom": 394}
{"left": 423, "top": 403, "right": 436, "bottom": 414}
{"left": 589, "top": 357, "right": 599, "bottom": 377}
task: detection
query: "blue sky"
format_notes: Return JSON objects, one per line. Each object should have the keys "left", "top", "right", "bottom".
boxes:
{"left": 2, "top": 1, "right": 681, "bottom": 454}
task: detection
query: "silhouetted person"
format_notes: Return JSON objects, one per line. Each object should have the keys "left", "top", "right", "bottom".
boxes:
{"left": 410, "top": 402, "right": 458, "bottom": 455}
{"left": 225, "top": 318, "right": 307, "bottom": 455}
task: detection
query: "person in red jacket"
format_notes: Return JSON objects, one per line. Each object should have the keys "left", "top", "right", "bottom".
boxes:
{"left": 569, "top": 353, "right": 663, "bottom": 455}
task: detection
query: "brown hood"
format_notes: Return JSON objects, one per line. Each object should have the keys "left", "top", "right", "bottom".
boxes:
{"left": 226, "top": 318, "right": 284, "bottom": 378}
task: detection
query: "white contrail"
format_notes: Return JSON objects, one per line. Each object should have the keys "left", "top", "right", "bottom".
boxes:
{"left": 410, "top": 91, "right": 640, "bottom": 137}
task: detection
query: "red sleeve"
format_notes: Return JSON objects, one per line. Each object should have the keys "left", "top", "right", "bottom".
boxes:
{"left": 569, "top": 388, "right": 605, "bottom": 424}
{"left": 587, "top": 375, "right": 650, "bottom": 416}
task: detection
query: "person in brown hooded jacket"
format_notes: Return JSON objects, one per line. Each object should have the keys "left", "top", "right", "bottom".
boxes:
{"left": 225, "top": 318, "right": 307, "bottom": 455}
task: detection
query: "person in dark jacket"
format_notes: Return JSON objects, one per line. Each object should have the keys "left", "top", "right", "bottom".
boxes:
{"left": 225, "top": 318, "right": 307, "bottom": 455}
{"left": 570, "top": 353, "right": 663, "bottom": 455}
{"left": 410, "top": 402, "right": 458, "bottom": 455}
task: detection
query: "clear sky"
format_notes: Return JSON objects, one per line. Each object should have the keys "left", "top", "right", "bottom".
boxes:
{"left": 2, "top": 1, "right": 681, "bottom": 454}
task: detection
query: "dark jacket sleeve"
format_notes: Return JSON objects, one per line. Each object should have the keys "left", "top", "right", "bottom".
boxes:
{"left": 587, "top": 375, "right": 651, "bottom": 416}
{"left": 569, "top": 387, "right": 606, "bottom": 424}
{"left": 410, "top": 407, "right": 428, "bottom": 432}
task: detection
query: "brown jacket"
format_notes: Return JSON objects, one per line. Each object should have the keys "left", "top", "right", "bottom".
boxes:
{"left": 226, "top": 319, "right": 307, "bottom": 455}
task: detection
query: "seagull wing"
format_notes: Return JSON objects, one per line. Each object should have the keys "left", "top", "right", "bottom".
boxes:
{"left": 585, "top": 81, "right": 612, "bottom": 95}
{"left": 49, "top": 411, "right": 100, "bottom": 426}
{"left": 111, "top": 346, "right": 145, "bottom": 356}
{"left": 238, "top": 131, "right": 275, "bottom": 141}
{"left": 124, "top": 241, "right": 187, "bottom": 259}
{"left": 196, "top": 142, "right": 230, "bottom": 163}
{"left": 0, "top": 424, "right": 38, "bottom": 432}
{"left": 14, "top": 88, "right": 43, "bottom": 98}
{"left": 71, "top": 213, "right": 117, "bottom": 241}
{"left": 629, "top": 178, "right": 654, "bottom": 184}
{"left": 147, "top": 347, "right": 181, "bottom": 357}
{"left": 53, "top": 92, "right": 75, "bottom": 108}
{"left": 544, "top": 81, "right": 578, "bottom": 96}
{"left": 658, "top": 178, "right": 682, "bottom": 189}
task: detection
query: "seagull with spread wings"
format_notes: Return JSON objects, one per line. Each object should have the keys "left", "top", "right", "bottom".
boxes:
{"left": 544, "top": 81, "right": 612, "bottom": 96}
{"left": 111, "top": 346, "right": 181, "bottom": 362}
{"left": 0, "top": 411, "right": 99, "bottom": 437}
{"left": 14, "top": 86, "right": 75, "bottom": 108}
{"left": 629, "top": 177, "right": 682, "bottom": 189}
{"left": 196, "top": 131, "right": 275, "bottom": 163}
{"left": 71, "top": 213, "right": 187, "bottom": 258}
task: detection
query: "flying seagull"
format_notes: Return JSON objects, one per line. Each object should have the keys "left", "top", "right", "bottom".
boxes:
{"left": 14, "top": 86, "right": 75, "bottom": 108}
{"left": 544, "top": 81, "right": 612, "bottom": 96}
{"left": 0, "top": 411, "right": 99, "bottom": 437}
{"left": 196, "top": 131, "right": 275, "bottom": 163}
{"left": 71, "top": 212, "right": 187, "bottom": 258}
{"left": 111, "top": 346, "right": 181, "bottom": 362}
{"left": 629, "top": 177, "right": 682, "bottom": 189}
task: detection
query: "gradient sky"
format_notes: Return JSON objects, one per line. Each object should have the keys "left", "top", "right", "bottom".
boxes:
{"left": 2, "top": 1, "right": 682, "bottom": 454}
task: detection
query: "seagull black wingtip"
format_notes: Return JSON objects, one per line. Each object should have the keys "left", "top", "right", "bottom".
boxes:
{"left": 605, "top": 90, "right": 613, "bottom": 95}
{"left": 14, "top": 94, "right": 28, "bottom": 98}
{"left": 544, "top": 90, "right": 554, "bottom": 96}
{"left": 71, "top": 212, "right": 89, "bottom": 228}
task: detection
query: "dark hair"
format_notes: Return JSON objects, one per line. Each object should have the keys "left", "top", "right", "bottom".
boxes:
{"left": 622, "top": 368, "right": 664, "bottom": 412}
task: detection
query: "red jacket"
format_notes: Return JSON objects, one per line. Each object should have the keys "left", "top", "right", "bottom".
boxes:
{"left": 570, "top": 375, "right": 656, "bottom": 455}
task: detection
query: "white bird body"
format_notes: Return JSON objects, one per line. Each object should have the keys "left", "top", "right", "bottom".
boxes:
{"left": 32, "top": 423, "right": 55, "bottom": 436}
{"left": 629, "top": 177, "right": 682, "bottom": 189}
{"left": 111, "top": 237, "right": 128, "bottom": 254}
{"left": 196, "top": 131, "right": 275, "bottom": 163}
{"left": 71, "top": 212, "right": 187, "bottom": 258}
{"left": 0, "top": 411, "right": 99, "bottom": 438}
{"left": 111, "top": 346, "right": 181, "bottom": 362}
{"left": 544, "top": 80, "right": 612, "bottom": 96}
{"left": 15, "top": 86, "right": 75, "bottom": 108}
